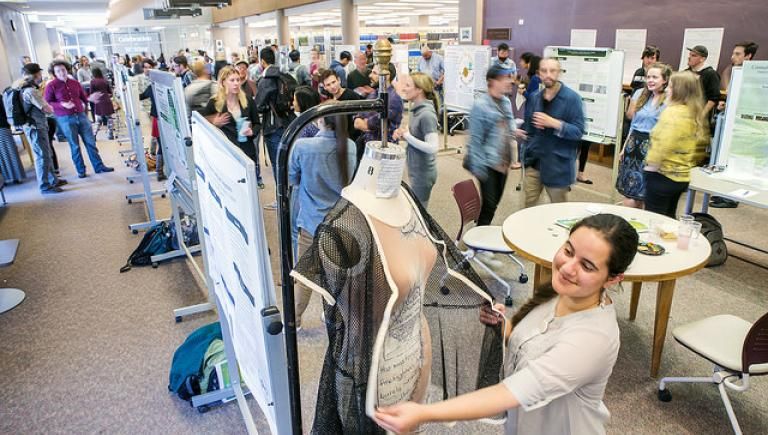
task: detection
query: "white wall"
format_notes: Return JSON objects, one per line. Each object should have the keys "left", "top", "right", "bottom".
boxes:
{"left": 30, "top": 23, "right": 54, "bottom": 71}
{"left": 0, "top": 5, "right": 34, "bottom": 86}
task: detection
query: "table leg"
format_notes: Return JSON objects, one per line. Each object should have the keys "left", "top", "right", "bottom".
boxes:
{"left": 651, "top": 279, "right": 676, "bottom": 377}
{"left": 629, "top": 282, "right": 642, "bottom": 321}
{"left": 533, "top": 265, "right": 551, "bottom": 293}
{"left": 684, "top": 190, "right": 695, "bottom": 215}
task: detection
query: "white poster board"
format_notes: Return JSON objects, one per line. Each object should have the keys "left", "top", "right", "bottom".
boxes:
{"left": 125, "top": 77, "right": 142, "bottom": 125}
{"left": 615, "top": 29, "right": 647, "bottom": 85}
{"left": 392, "top": 44, "right": 410, "bottom": 77}
{"left": 192, "top": 113, "right": 290, "bottom": 433}
{"left": 545, "top": 46, "right": 625, "bottom": 141}
{"left": 679, "top": 27, "right": 724, "bottom": 71}
{"left": 570, "top": 29, "right": 597, "bottom": 48}
{"left": 149, "top": 70, "right": 192, "bottom": 190}
{"left": 444, "top": 44, "right": 492, "bottom": 112}
{"left": 719, "top": 61, "right": 768, "bottom": 189}
{"left": 299, "top": 46, "right": 313, "bottom": 67}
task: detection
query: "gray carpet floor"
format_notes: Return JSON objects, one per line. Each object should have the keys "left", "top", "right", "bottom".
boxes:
{"left": 1, "top": 127, "right": 766, "bottom": 434}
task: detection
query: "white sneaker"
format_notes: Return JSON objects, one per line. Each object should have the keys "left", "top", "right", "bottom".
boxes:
{"left": 477, "top": 251, "right": 504, "bottom": 269}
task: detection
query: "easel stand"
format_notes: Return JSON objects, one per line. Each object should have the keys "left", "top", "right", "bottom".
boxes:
{"left": 125, "top": 119, "right": 164, "bottom": 234}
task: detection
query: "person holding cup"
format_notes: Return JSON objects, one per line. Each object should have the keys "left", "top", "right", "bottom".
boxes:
{"left": 200, "top": 66, "right": 262, "bottom": 182}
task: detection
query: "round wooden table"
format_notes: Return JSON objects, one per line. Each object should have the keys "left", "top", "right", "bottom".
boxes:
{"left": 502, "top": 202, "right": 711, "bottom": 377}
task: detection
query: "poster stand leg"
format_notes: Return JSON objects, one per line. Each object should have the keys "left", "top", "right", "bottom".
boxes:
{"left": 609, "top": 95, "right": 628, "bottom": 204}
{"left": 439, "top": 106, "right": 461, "bottom": 154}
{"left": 126, "top": 121, "right": 163, "bottom": 233}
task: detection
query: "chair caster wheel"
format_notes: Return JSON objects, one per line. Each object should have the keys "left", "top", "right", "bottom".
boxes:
{"left": 129, "top": 180, "right": 134, "bottom": 184}
{"left": 519, "top": 274, "right": 528, "bottom": 284}
{"left": 658, "top": 388, "right": 672, "bottom": 402}
{"left": 161, "top": 194, "right": 166, "bottom": 198}
{"left": 505, "top": 295, "right": 514, "bottom": 306}
{"left": 132, "top": 229, "right": 138, "bottom": 235}
{"left": 152, "top": 262, "right": 159, "bottom": 269}
{"left": 127, "top": 199, "right": 133, "bottom": 204}
{"left": 175, "top": 316, "right": 182, "bottom": 323}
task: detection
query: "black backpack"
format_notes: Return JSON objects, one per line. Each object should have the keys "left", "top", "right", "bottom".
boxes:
{"left": 692, "top": 212, "right": 727, "bottom": 267}
{"left": 2, "top": 85, "right": 32, "bottom": 127}
{"left": 120, "top": 221, "right": 174, "bottom": 272}
{"left": 270, "top": 72, "right": 298, "bottom": 119}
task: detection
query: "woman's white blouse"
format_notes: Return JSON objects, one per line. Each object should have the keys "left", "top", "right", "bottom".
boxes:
{"left": 503, "top": 295, "right": 620, "bottom": 435}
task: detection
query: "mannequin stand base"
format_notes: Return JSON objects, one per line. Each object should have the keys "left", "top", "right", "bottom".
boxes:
{"left": 0, "top": 288, "right": 25, "bottom": 314}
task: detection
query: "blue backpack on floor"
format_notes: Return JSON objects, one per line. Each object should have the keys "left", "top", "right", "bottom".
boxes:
{"left": 119, "top": 221, "right": 174, "bottom": 272}
{"left": 168, "top": 322, "right": 222, "bottom": 401}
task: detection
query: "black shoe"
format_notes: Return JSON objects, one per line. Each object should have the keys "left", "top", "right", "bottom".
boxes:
{"left": 55, "top": 179, "right": 68, "bottom": 187}
{"left": 78, "top": 172, "right": 87, "bottom": 178}
{"left": 710, "top": 198, "right": 738, "bottom": 208}
{"left": 96, "top": 166, "right": 115, "bottom": 173}
{"left": 157, "top": 174, "right": 167, "bottom": 182}
{"left": 42, "top": 186, "right": 64, "bottom": 194}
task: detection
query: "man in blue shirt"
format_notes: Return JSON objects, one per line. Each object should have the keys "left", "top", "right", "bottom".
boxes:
{"left": 289, "top": 117, "right": 357, "bottom": 329}
{"left": 329, "top": 51, "right": 352, "bottom": 88}
{"left": 518, "top": 58, "right": 585, "bottom": 208}
{"left": 417, "top": 46, "right": 445, "bottom": 92}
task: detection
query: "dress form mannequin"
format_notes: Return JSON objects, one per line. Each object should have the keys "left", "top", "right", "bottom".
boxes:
{"left": 341, "top": 141, "right": 438, "bottom": 413}
{"left": 341, "top": 141, "right": 412, "bottom": 228}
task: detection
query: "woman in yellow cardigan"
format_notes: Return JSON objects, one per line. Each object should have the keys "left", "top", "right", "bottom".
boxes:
{"left": 643, "top": 71, "right": 709, "bottom": 217}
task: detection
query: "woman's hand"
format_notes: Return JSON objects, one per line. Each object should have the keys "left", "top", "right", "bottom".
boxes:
{"left": 480, "top": 303, "right": 506, "bottom": 326}
{"left": 374, "top": 402, "right": 425, "bottom": 434}
{"left": 213, "top": 112, "right": 231, "bottom": 127}
{"left": 392, "top": 126, "right": 408, "bottom": 141}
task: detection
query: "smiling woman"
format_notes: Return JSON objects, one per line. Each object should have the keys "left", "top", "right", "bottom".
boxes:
{"left": 374, "top": 214, "right": 640, "bottom": 435}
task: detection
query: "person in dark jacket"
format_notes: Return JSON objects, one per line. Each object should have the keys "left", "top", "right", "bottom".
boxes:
{"left": 89, "top": 68, "right": 115, "bottom": 139}
{"left": 254, "top": 47, "right": 295, "bottom": 200}
{"left": 201, "top": 65, "right": 264, "bottom": 188}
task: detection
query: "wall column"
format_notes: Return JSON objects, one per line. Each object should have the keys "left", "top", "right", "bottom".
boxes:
{"left": 276, "top": 9, "right": 290, "bottom": 46}
{"left": 237, "top": 17, "right": 247, "bottom": 48}
{"left": 458, "top": 0, "right": 484, "bottom": 44}
{"left": 340, "top": 0, "right": 359, "bottom": 46}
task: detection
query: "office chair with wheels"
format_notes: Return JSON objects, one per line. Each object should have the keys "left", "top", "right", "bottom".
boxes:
{"left": 658, "top": 311, "right": 768, "bottom": 435}
{"left": 451, "top": 179, "right": 527, "bottom": 306}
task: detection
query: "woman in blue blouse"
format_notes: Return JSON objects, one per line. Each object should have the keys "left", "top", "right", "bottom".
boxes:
{"left": 616, "top": 63, "right": 671, "bottom": 208}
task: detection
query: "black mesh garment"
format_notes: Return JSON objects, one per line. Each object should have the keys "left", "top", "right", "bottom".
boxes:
{"left": 292, "top": 183, "right": 505, "bottom": 434}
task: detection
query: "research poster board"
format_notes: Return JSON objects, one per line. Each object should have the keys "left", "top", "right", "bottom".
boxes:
{"left": 545, "top": 46, "right": 625, "bottom": 141}
{"left": 149, "top": 70, "right": 192, "bottom": 190}
{"left": 124, "top": 76, "right": 142, "bottom": 125}
{"left": 570, "top": 29, "right": 597, "bottom": 48}
{"left": 392, "top": 44, "right": 410, "bottom": 77}
{"left": 444, "top": 44, "right": 492, "bottom": 112}
{"left": 615, "top": 29, "right": 647, "bottom": 85}
{"left": 678, "top": 27, "right": 724, "bottom": 71}
{"left": 719, "top": 61, "right": 768, "bottom": 189}
{"left": 191, "top": 113, "right": 290, "bottom": 433}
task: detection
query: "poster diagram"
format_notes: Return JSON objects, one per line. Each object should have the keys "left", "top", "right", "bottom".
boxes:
{"left": 721, "top": 61, "right": 768, "bottom": 188}
{"left": 150, "top": 70, "right": 191, "bottom": 189}
{"left": 444, "top": 45, "right": 491, "bottom": 112}
{"left": 545, "top": 46, "right": 625, "bottom": 141}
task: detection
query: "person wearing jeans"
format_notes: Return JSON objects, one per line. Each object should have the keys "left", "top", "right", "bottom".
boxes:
{"left": 465, "top": 65, "right": 515, "bottom": 226}
{"left": 44, "top": 59, "right": 113, "bottom": 178}
{"left": 519, "top": 58, "right": 585, "bottom": 208}
{"left": 254, "top": 47, "right": 295, "bottom": 209}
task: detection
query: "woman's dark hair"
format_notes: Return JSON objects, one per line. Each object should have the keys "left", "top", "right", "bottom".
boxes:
{"left": 294, "top": 86, "right": 320, "bottom": 113}
{"left": 510, "top": 214, "right": 639, "bottom": 327}
{"left": 641, "top": 45, "right": 661, "bottom": 60}
{"left": 49, "top": 59, "right": 72, "bottom": 75}
{"left": 526, "top": 55, "right": 541, "bottom": 78}
{"left": 317, "top": 110, "right": 350, "bottom": 186}
{"left": 92, "top": 68, "right": 104, "bottom": 79}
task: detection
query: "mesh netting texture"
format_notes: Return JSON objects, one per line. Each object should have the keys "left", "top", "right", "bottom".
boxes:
{"left": 293, "top": 183, "right": 504, "bottom": 434}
